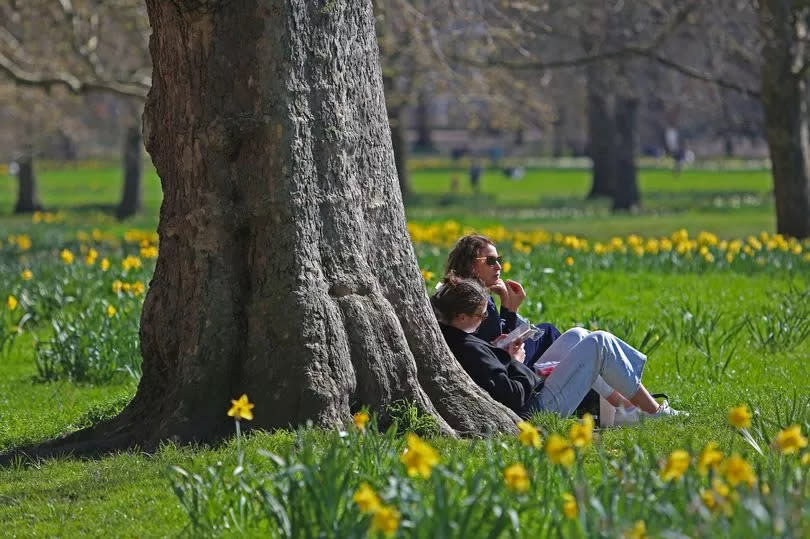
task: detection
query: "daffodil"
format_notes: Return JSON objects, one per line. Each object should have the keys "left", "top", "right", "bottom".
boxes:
{"left": 503, "top": 463, "right": 529, "bottom": 492}
{"left": 517, "top": 421, "right": 542, "bottom": 448}
{"left": 774, "top": 424, "right": 808, "bottom": 455}
{"left": 352, "top": 483, "right": 381, "bottom": 513}
{"left": 7, "top": 295, "right": 18, "bottom": 311}
{"left": 502, "top": 261, "right": 512, "bottom": 273}
{"left": 800, "top": 452, "right": 810, "bottom": 466}
{"left": 420, "top": 268, "right": 434, "bottom": 281}
{"left": 122, "top": 255, "right": 142, "bottom": 271}
{"left": 112, "top": 280, "right": 124, "bottom": 294}
{"left": 100, "top": 258, "right": 110, "bottom": 271}
{"left": 400, "top": 433, "right": 439, "bottom": 478}
{"left": 17, "top": 235, "right": 32, "bottom": 250}
{"left": 660, "top": 450, "right": 689, "bottom": 482}
{"left": 132, "top": 281, "right": 145, "bottom": 296}
{"left": 728, "top": 405, "right": 751, "bottom": 429}
{"left": 564, "top": 256, "right": 574, "bottom": 266}
{"left": 722, "top": 454, "right": 756, "bottom": 487}
{"left": 85, "top": 248, "right": 98, "bottom": 265}
{"left": 545, "top": 434, "right": 575, "bottom": 467}
{"left": 625, "top": 520, "right": 647, "bottom": 539}
{"left": 370, "top": 505, "right": 400, "bottom": 536}
{"left": 227, "top": 394, "right": 255, "bottom": 421}
{"left": 562, "top": 492, "right": 577, "bottom": 519}
{"left": 140, "top": 245, "right": 158, "bottom": 259}
{"left": 106, "top": 304, "right": 117, "bottom": 317}
{"left": 60, "top": 249, "right": 75, "bottom": 264}
{"left": 353, "top": 411, "right": 369, "bottom": 431}
{"left": 697, "top": 441, "right": 724, "bottom": 475}
{"left": 21, "top": 269, "right": 33, "bottom": 281}
{"left": 569, "top": 413, "right": 594, "bottom": 449}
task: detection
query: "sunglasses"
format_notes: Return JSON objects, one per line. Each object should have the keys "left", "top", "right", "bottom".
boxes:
{"left": 473, "top": 308, "right": 489, "bottom": 321}
{"left": 474, "top": 255, "right": 504, "bottom": 267}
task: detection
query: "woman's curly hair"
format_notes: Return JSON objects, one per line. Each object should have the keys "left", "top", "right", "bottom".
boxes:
{"left": 444, "top": 234, "right": 494, "bottom": 279}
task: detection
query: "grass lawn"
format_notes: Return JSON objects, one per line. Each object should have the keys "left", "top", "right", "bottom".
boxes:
{"left": 0, "top": 161, "right": 808, "bottom": 536}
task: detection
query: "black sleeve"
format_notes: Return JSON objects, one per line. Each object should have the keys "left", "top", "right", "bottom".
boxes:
{"left": 458, "top": 341, "right": 535, "bottom": 412}
{"left": 499, "top": 306, "right": 518, "bottom": 333}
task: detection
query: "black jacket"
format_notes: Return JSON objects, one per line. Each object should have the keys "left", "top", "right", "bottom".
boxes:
{"left": 440, "top": 323, "right": 543, "bottom": 418}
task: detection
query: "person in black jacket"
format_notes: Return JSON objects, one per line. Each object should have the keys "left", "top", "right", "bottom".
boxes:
{"left": 431, "top": 275, "right": 686, "bottom": 419}
{"left": 443, "top": 234, "right": 561, "bottom": 368}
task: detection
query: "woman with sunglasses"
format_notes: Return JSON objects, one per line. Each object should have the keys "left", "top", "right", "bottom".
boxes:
{"left": 444, "top": 234, "right": 561, "bottom": 367}
{"left": 431, "top": 275, "right": 685, "bottom": 419}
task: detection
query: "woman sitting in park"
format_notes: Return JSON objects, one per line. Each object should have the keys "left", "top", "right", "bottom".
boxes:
{"left": 431, "top": 273, "right": 686, "bottom": 420}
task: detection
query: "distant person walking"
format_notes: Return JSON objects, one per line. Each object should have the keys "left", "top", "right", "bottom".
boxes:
{"left": 469, "top": 161, "right": 482, "bottom": 194}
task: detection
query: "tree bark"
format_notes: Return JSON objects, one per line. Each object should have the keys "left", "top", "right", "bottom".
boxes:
{"left": 612, "top": 96, "right": 641, "bottom": 211}
{"left": 758, "top": 0, "right": 810, "bottom": 238}
{"left": 13, "top": 151, "right": 44, "bottom": 214}
{"left": 586, "top": 68, "right": 616, "bottom": 200}
{"left": 116, "top": 125, "right": 144, "bottom": 220}
{"left": 0, "top": 0, "right": 516, "bottom": 463}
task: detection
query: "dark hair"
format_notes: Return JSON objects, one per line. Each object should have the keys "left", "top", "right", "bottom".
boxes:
{"left": 430, "top": 272, "right": 489, "bottom": 324}
{"left": 445, "top": 234, "right": 495, "bottom": 279}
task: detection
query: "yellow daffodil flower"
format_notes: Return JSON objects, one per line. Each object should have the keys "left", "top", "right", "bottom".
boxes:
{"left": 21, "top": 269, "right": 33, "bottom": 281}
{"left": 106, "top": 305, "right": 117, "bottom": 317}
{"left": 569, "top": 413, "right": 594, "bottom": 449}
{"left": 353, "top": 411, "right": 369, "bottom": 431}
{"left": 697, "top": 441, "right": 724, "bottom": 475}
{"left": 545, "top": 434, "right": 575, "bottom": 467}
{"left": 728, "top": 405, "right": 751, "bottom": 429}
{"left": 722, "top": 454, "right": 756, "bottom": 487}
{"left": 7, "top": 295, "right": 18, "bottom": 311}
{"left": 625, "top": 520, "right": 648, "bottom": 539}
{"left": 660, "top": 450, "right": 689, "bottom": 482}
{"left": 352, "top": 483, "right": 381, "bottom": 513}
{"left": 400, "top": 433, "right": 439, "bottom": 479}
{"left": 122, "top": 255, "right": 143, "bottom": 271}
{"left": 227, "top": 394, "right": 255, "bottom": 421}
{"left": 370, "top": 505, "right": 400, "bottom": 536}
{"left": 774, "top": 424, "right": 808, "bottom": 455}
{"left": 503, "top": 463, "right": 529, "bottom": 492}
{"left": 100, "top": 258, "right": 110, "bottom": 271}
{"left": 517, "top": 421, "right": 542, "bottom": 448}
{"left": 60, "top": 249, "right": 75, "bottom": 264}
{"left": 562, "top": 492, "right": 577, "bottom": 519}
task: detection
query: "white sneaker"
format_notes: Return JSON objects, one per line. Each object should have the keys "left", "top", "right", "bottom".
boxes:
{"left": 613, "top": 406, "right": 642, "bottom": 426}
{"left": 646, "top": 401, "right": 689, "bottom": 419}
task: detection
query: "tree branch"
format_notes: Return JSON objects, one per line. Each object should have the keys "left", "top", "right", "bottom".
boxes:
{"left": 0, "top": 50, "right": 147, "bottom": 100}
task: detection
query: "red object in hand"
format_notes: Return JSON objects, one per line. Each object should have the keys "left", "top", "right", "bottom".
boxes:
{"left": 538, "top": 366, "right": 556, "bottom": 377}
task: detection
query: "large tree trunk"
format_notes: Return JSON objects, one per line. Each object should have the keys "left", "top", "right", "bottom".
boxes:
{"left": 612, "top": 97, "right": 640, "bottom": 211}
{"left": 0, "top": 0, "right": 515, "bottom": 463}
{"left": 14, "top": 151, "right": 44, "bottom": 214}
{"left": 116, "top": 125, "right": 144, "bottom": 220}
{"left": 586, "top": 68, "right": 616, "bottom": 200}
{"left": 758, "top": 0, "right": 810, "bottom": 238}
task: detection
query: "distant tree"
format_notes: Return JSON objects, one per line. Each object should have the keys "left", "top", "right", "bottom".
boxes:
{"left": 756, "top": 0, "right": 810, "bottom": 238}
{"left": 0, "top": 0, "right": 150, "bottom": 217}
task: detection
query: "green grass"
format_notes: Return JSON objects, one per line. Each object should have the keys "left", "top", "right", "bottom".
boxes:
{"left": 0, "top": 162, "right": 777, "bottom": 239}
{"left": 1, "top": 162, "right": 808, "bottom": 536}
